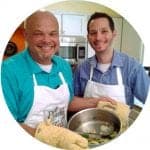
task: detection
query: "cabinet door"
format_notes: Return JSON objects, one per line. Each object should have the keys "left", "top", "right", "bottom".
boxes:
{"left": 54, "top": 14, "right": 62, "bottom": 35}
{"left": 112, "top": 17, "right": 123, "bottom": 51}
{"left": 121, "top": 20, "right": 144, "bottom": 63}
{"left": 62, "top": 14, "right": 87, "bottom": 36}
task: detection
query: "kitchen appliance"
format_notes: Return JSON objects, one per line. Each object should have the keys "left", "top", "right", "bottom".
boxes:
{"left": 58, "top": 36, "right": 87, "bottom": 65}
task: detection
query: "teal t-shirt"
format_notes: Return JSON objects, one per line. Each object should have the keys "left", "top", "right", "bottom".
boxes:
{"left": 1, "top": 49, "right": 74, "bottom": 123}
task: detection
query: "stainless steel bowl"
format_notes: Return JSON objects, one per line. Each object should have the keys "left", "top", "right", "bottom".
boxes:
{"left": 67, "top": 108, "right": 121, "bottom": 147}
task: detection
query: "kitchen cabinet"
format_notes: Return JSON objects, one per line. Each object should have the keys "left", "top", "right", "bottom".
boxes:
{"left": 112, "top": 17, "right": 123, "bottom": 50}
{"left": 54, "top": 13, "right": 87, "bottom": 36}
{"left": 121, "top": 20, "right": 144, "bottom": 63}
{"left": 62, "top": 14, "right": 87, "bottom": 36}
{"left": 54, "top": 14, "right": 62, "bottom": 35}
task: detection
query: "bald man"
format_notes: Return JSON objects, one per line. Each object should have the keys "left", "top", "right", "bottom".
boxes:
{"left": 1, "top": 10, "right": 74, "bottom": 136}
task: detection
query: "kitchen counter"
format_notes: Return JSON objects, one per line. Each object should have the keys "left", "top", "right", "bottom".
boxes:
{"left": 128, "top": 105, "right": 142, "bottom": 126}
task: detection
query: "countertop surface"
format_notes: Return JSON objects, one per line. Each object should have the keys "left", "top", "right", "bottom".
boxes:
{"left": 129, "top": 105, "right": 142, "bottom": 126}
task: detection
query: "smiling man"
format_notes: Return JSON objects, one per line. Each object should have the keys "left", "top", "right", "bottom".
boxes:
{"left": 1, "top": 10, "right": 74, "bottom": 136}
{"left": 24, "top": 11, "right": 60, "bottom": 65}
{"left": 71, "top": 12, "right": 149, "bottom": 109}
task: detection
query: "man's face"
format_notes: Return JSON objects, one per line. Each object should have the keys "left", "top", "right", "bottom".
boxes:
{"left": 88, "top": 18, "right": 116, "bottom": 53}
{"left": 25, "top": 13, "right": 59, "bottom": 64}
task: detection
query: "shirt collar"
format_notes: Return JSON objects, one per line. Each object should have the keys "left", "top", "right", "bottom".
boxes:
{"left": 111, "top": 51, "right": 124, "bottom": 67}
{"left": 89, "top": 50, "right": 124, "bottom": 68}
{"left": 24, "top": 48, "right": 58, "bottom": 74}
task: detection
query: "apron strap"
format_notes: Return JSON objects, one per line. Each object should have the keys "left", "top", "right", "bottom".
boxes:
{"left": 33, "top": 73, "right": 66, "bottom": 86}
{"left": 116, "top": 67, "right": 123, "bottom": 85}
{"left": 33, "top": 74, "right": 38, "bottom": 86}
{"left": 59, "top": 72, "right": 66, "bottom": 84}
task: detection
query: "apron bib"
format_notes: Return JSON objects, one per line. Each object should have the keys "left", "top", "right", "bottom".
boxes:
{"left": 24, "top": 72, "right": 70, "bottom": 128}
{"left": 84, "top": 67, "right": 126, "bottom": 103}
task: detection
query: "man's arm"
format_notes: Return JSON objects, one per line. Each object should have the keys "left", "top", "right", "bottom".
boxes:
{"left": 20, "top": 123, "right": 36, "bottom": 137}
{"left": 68, "top": 96, "right": 116, "bottom": 112}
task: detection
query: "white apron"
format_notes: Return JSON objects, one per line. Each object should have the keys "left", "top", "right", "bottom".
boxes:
{"left": 24, "top": 72, "right": 70, "bottom": 128}
{"left": 84, "top": 67, "right": 126, "bottom": 103}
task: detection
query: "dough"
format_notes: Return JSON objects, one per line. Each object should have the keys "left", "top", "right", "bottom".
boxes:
{"left": 97, "top": 101, "right": 130, "bottom": 133}
{"left": 35, "top": 119, "right": 89, "bottom": 150}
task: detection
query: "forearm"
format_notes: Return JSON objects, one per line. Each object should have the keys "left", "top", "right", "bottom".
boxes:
{"left": 68, "top": 96, "right": 99, "bottom": 112}
{"left": 20, "top": 123, "right": 36, "bottom": 137}
{"left": 68, "top": 96, "right": 117, "bottom": 112}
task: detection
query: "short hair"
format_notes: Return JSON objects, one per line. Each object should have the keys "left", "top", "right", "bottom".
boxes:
{"left": 87, "top": 12, "right": 115, "bottom": 33}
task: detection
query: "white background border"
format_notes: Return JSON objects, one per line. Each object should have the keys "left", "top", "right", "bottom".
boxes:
{"left": 0, "top": 0, "right": 150, "bottom": 150}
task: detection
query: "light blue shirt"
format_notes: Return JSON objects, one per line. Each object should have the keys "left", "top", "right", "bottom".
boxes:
{"left": 74, "top": 50, "right": 150, "bottom": 106}
{"left": 1, "top": 49, "right": 73, "bottom": 122}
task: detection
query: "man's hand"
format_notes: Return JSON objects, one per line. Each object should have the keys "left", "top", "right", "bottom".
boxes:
{"left": 68, "top": 96, "right": 117, "bottom": 112}
{"left": 97, "top": 101, "right": 130, "bottom": 132}
{"left": 96, "top": 96, "right": 117, "bottom": 105}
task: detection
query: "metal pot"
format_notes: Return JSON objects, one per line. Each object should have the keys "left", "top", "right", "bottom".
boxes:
{"left": 67, "top": 108, "right": 121, "bottom": 147}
